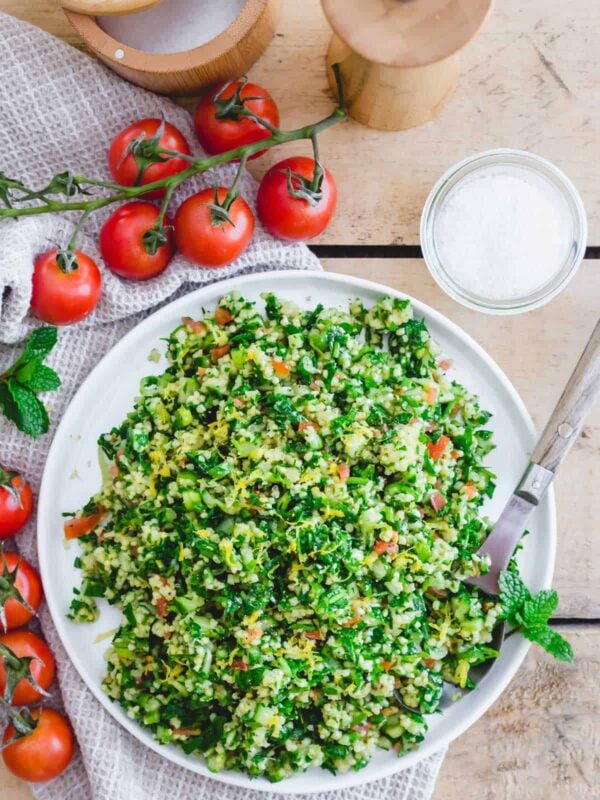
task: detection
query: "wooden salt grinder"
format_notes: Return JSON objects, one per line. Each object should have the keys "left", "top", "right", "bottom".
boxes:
{"left": 322, "top": 0, "right": 491, "bottom": 131}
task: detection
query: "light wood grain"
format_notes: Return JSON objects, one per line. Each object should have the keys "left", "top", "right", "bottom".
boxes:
{"left": 1, "top": 625, "right": 596, "bottom": 799}
{"left": 0, "top": 0, "right": 597, "bottom": 244}
{"left": 324, "top": 259, "right": 600, "bottom": 618}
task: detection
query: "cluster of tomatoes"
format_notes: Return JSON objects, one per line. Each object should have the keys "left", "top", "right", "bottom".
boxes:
{"left": 30, "top": 80, "right": 336, "bottom": 328}
{"left": 0, "top": 468, "right": 74, "bottom": 782}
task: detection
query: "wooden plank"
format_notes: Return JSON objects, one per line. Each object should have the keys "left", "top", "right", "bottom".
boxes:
{"left": 0, "top": 0, "right": 598, "bottom": 245}
{"left": 0, "top": 767, "right": 31, "bottom": 800}
{"left": 1, "top": 625, "right": 596, "bottom": 799}
{"left": 433, "top": 625, "right": 600, "bottom": 800}
{"left": 324, "top": 259, "right": 600, "bottom": 618}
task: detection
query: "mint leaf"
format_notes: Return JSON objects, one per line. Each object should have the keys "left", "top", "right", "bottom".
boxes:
{"left": 7, "top": 380, "right": 49, "bottom": 438}
{"left": 19, "top": 362, "right": 61, "bottom": 393}
{"left": 522, "top": 589, "right": 558, "bottom": 627}
{"left": 498, "top": 570, "right": 531, "bottom": 626}
{"left": 522, "top": 624, "right": 574, "bottom": 663}
{"left": 14, "top": 357, "right": 40, "bottom": 384}
{"left": 0, "top": 382, "right": 20, "bottom": 426}
{"left": 0, "top": 326, "right": 60, "bottom": 438}
{"left": 20, "top": 326, "right": 58, "bottom": 362}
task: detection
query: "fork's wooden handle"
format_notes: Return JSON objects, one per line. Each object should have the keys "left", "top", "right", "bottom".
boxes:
{"left": 531, "top": 317, "right": 600, "bottom": 473}
{"left": 61, "top": 0, "right": 160, "bottom": 15}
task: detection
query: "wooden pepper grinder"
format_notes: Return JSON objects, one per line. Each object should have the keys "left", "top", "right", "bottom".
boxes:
{"left": 322, "top": 0, "right": 491, "bottom": 131}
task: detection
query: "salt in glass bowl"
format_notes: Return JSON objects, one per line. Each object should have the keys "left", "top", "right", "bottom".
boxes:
{"left": 420, "top": 149, "right": 588, "bottom": 315}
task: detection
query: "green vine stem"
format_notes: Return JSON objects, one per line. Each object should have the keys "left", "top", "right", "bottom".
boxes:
{"left": 0, "top": 66, "right": 347, "bottom": 228}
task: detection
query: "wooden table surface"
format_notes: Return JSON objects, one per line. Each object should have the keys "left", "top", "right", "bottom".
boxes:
{"left": 0, "top": 1, "right": 598, "bottom": 799}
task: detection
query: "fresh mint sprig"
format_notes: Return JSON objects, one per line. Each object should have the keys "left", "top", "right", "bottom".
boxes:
{"left": 0, "top": 327, "right": 61, "bottom": 438}
{"left": 498, "top": 570, "right": 573, "bottom": 662}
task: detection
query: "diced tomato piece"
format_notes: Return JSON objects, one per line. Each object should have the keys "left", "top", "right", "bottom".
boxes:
{"left": 272, "top": 359, "right": 290, "bottom": 378}
{"left": 305, "top": 630, "right": 323, "bottom": 640}
{"left": 211, "top": 344, "right": 231, "bottom": 361}
{"left": 343, "top": 614, "right": 362, "bottom": 627}
{"left": 381, "top": 660, "right": 394, "bottom": 671}
{"left": 427, "top": 587, "right": 447, "bottom": 599}
{"left": 64, "top": 509, "right": 105, "bottom": 540}
{"left": 451, "top": 449, "right": 460, "bottom": 460}
{"left": 182, "top": 317, "right": 206, "bottom": 334}
{"left": 338, "top": 464, "right": 350, "bottom": 482}
{"left": 197, "top": 367, "right": 206, "bottom": 377}
{"left": 438, "top": 359, "right": 452, "bottom": 371}
{"left": 155, "top": 597, "right": 168, "bottom": 618}
{"left": 373, "top": 539, "right": 398, "bottom": 556}
{"left": 431, "top": 492, "right": 447, "bottom": 512}
{"left": 298, "top": 421, "right": 319, "bottom": 433}
{"left": 232, "top": 659, "right": 248, "bottom": 671}
{"left": 424, "top": 387, "right": 437, "bottom": 405}
{"left": 352, "top": 722, "right": 371, "bottom": 734}
{"left": 214, "top": 308, "right": 233, "bottom": 325}
{"left": 423, "top": 657, "right": 436, "bottom": 668}
{"left": 427, "top": 434, "right": 450, "bottom": 461}
{"left": 245, "top": 627, "right": 262, "bottom": 644}
{"left": 464, "top": 482, "right": 478, "bottom": 499}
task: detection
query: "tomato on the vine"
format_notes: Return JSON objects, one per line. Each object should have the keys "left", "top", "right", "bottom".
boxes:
{"left": 108, "top": 118, "right": 190, "bottom": 198}
{"left": 99, "top": 201, "right": 174, "bottom": 280}
{"left": 256, "top": 156, "right": 337, "bottom": 241}
{"left": 0, "top": 630, "right": 55, "bottom": 705}
{"left": 31, "top": 249, "right": 101, "bottom": 326}
{"left": 0, "top": 470, "right": 33, "bottom": 540}
{"left": 174, "top": 188, "right": 254, "bottom": 267}
{"left": 0, "top": 551, "right": 42, "bottom": 632}
{"left": 2, "top": 708, "right": 74, "bottom": 782}
{"left": 194, "top": 80, "right": 279, "bottom": 158}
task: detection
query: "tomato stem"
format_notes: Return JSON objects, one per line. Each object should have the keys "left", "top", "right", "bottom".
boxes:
{"left": 0, "top": 642, "right": 50, "bottom": 704}
{"left": 222, "top": 153, "right": 248, "bottom": 213}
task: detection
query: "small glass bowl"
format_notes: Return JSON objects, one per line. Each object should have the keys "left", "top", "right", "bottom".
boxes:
{"left": 420, "top": 149, "right": 588, "bottom": 314}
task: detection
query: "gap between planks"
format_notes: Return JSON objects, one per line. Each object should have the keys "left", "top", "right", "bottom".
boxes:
{"left": 312, "top": 245, "right": 600, "bottom": 259}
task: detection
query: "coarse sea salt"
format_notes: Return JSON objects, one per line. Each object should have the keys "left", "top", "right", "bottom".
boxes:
{"left": 433, "top": 164, "right": 573, "bottom": 302}
{"left": 98, "top": 0, "right": 246, "bottom": 54}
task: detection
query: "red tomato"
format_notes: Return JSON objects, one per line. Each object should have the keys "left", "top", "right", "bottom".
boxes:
{"left": 256, "top": 156, "right": 337, "bottom": 241}
{"left": 108, "top": 118, "right": 190, "bottom": 198}
{"left": 426, "top": 435, "right": 450, "bottom": 462}
{"left": 0, "top": 471, "right": 33, "bottom": 540}
{"left": 2, "top": 708, "right": 74, "bottom": 782}
{"left": 431, "top": 492, "right": 447, "bottom": 512}
{"left": 99, "top": 202, "right": 174, "bottom": 280}
{"left": 63, "top": 509, "right": 105, "bottom": 541}
{"left": 194, "top": 81, "right": 279, "bottom": 158}
{"left": 30, "top": 249, "right": 101, "bottom": 326}
{"left": 338, "top": 464, "right": 350, "bottom": 482}
{"left": 0, "top": 631, "right": 55, "bottom": 705}
{"left": 174, "top": 188, "right": 254, "bottom": 267}
{"left": 0, "top": 552, "right": 43, "bottom": 632}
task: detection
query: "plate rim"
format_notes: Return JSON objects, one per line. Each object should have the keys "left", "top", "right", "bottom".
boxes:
{"left": 37, "top": 269, "right": 557, "bottom": 794}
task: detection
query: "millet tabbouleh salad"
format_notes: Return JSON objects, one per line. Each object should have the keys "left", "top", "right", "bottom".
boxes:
{"left": 67, "top": 291, "right": 501, "bottom": 781}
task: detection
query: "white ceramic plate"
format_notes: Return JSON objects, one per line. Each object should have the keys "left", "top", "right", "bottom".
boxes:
{"left": 38, "top": 271, "right": 556, "bottom": 794}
